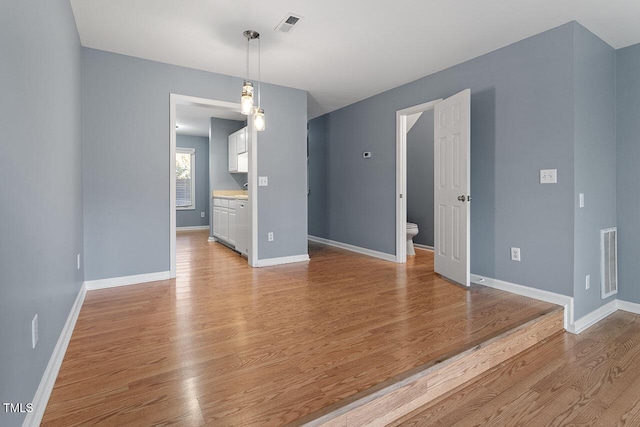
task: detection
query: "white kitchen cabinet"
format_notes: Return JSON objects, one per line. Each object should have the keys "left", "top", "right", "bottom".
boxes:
{"left": 228, "top": 210, "right": 236, "bottom": 245}
{"left": 219, "top": 209, "right": 229, "bottom": 241}
{"left": 212, "top": 197, "right": 246, "bottom": 251}
{"left": 236, "top": 127, "right": 247, "bottom": 154}
{"left": 228, "top": 127, "right": 248, "bottom": 173}
{"left": 228, "top": 136, "right": 238, "bottom": 173}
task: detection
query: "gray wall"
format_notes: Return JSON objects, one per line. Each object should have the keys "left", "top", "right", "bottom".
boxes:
{"left": 256, "top": 84, "right": 309, "bottom": 259}
{"left": 407, "top": 110, "right": 435, "bottom": 247}
{"left": 308, "top": 115, "right": 328, "bottom": 237}
{"left": 176, "top": 135, "right": 210, "bottom": 227}
{"left": 310, "top": 23, "right": 576, "bottom": 296}
{"left": 572, "top": 25, "right": 618, "bottom": 319}
{"left": 82, "top": 48, "right": 308, "bottom": 280}
{"left": 617, "top": 43, "right": 640, "bottom": 304}
{"left": 0, "top": 1, "right": 83, "bottom": 425}
{"left": 210, "top": 117, "right": 246, "bottom": 192}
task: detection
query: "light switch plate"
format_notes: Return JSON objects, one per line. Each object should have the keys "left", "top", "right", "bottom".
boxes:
{"left": 579, "top": 193, "right": 585, "bottom": 208}
{"left": 259, "top": 176, "right": 268, "bottom": 186}
{"left": 540, "top": 169, "right": 557, "bottom": 184}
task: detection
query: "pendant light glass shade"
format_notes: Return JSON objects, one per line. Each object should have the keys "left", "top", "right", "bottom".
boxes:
{"left": 240, "top": 81, "right": 254, "bottom": 115}
{"left": 254, "top": 108, "right": 266, "bottom": 132}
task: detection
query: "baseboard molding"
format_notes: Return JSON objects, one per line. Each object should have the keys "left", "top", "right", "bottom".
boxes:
{"left": 177, "top": 225, "right": 210, "bottom": 231}
{"left": 24, "top": 282, "right": 87, "bottom": 427}
{"left": 308, "top": 235, "right": 396, "bottom": 263}
{"left": 618, "top": 299, "right": 640, "bottom": 314}
{"left": 413, "top": 244, "right": 434, "bottom": 251}
{"left": 566, "top": 300, "right": 618, "bottom": 334}
{"left": 84, "top": 271, "right": 171, "bottom": 291}
{"left": 471, "top": 274, "right": 574, "bottom": 331}
{"left": 255, "top": 254, "right": 310, "bottom": 267}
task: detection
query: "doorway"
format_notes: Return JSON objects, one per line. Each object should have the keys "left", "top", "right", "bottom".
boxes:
{"left": 170, "top": 94, "right": 258, "bottom": 278}
{"left": 396, "top": 90, "right": 471, "bottom": 286}
{"left": 395, "top": 99, "right": 441, "bottom": 264}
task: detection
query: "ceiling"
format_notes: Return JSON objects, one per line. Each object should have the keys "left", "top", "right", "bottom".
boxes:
{"left": 176, "top": 104, "right": 244, "bottom": 137}
{"left": 70, "top": 0, "right": 640, "bottom": 119}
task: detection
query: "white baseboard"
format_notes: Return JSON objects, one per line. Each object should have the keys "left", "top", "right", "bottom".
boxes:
{"left": 255, "top": 254, "right": 310, "bottom": 267}
{"left": 308, "top": 235, "right": 396, "bottom": 263}
{"left": 471, "top": 274, "right": 574, "bottom": 331}
{"left": 413, "top": 244, "right": 434, "bottom": 251}
{"left": 617, "top": 299, "right": 640, "bottom": 314}
{"left": 84, "top": 271, "right": 171, "bottom": 291}
{"left": 566, "top": 300, "right": 618, "bottom": 334}
{"left": 24, "top": 282, "right": 87, "bottom": 427}
{"left": 177, "top": 225, "right": 210, "bottom": 231}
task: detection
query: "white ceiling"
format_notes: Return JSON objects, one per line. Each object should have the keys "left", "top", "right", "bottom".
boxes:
{"left": 70, "top": 0, "right": 640, "bottom": 119}
{"left": 176, "top": 104, "right": 244, "bottom": 137}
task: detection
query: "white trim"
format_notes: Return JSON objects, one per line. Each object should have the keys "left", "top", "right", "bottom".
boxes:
{"left": 84, "top": 271, "right": 171, "bottom": 291}
{"left": 567, "top": 300, "right": 618, "bottom": 334}
{"left": 170, "top": 94, "right": 250, "bottom": 277}
{"left": 23, "top": 283, "right": 87, "bottom": 427}
{"left": 308, "top": 235, "right": 396, "bottom": 263}
{"left": 248, "top": 114, "right": 259, "bottom": 267}
{"left": 177, "top": 225, "right": 210, "bottom": 231}
{"left": 471, "top": 274, "right": 574, "bottom": 330}
{"left": 254, "top": 254, "right": 310, "bottom": 267}
{"left": 617, "top": 299, "right": 640, "bottom": 314}
{"left": 395, "top": 99, "right": 442, "bottom": 264}
{"left": 413, "top": 243, "right": 434, "bottom": 251}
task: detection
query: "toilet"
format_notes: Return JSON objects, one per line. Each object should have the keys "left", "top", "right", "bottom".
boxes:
{"left": 406, "top": 222, "right": 419, "bottom": 256}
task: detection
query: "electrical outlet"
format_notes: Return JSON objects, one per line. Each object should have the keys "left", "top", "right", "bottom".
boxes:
{"left": 540, "top": 169, "right": 557, "bottom": 184}
{"left": 200, "top": 212, "right": 205, "bottom": 218}
{"left": 268, "top": 232, "right": 274, "bottom": 242}
{"left": 510, "top": 247, "right": 521, "bottom": 261}
{"left": 32, "top": 314, "right": 38, "bottom": 349}
{"left": 77, "top": 253, "right": 81, "bottom": 270}
{"left": 586, "top": 274, "right": 590, "bottom": 290}
{"left": 259, "top": 176, "right": 269, "bottom": 186}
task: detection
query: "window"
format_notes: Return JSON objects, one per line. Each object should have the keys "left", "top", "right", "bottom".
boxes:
{"left": 176, "top": 148, "right": 195, "bottom": 209}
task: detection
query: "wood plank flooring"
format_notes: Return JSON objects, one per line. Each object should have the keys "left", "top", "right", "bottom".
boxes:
{"left": 42, "top": 230, "right": 557, "bottom": 426}
{"left": 393, "top": 310, "right": 640, "bottom": 427}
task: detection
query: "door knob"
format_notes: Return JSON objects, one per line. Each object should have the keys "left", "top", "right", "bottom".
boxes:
{"left": 457, "top": 195, "right": 465, "bottom": 202}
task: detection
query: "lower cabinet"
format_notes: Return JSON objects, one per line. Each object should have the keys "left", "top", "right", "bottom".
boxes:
{"left": 213, "top": 197, "right": 243, "bottom": 250}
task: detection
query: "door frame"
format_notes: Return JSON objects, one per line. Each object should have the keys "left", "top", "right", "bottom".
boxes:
{"left": 170, "top": 93, "right": 258, "bottom": 278}
{"left": 395, "top": 99, "right": 442, "bottom": 263}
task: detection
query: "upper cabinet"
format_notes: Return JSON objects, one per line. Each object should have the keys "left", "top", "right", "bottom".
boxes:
{"left": 229, "top": 127, "right": 248, "bottom": 173}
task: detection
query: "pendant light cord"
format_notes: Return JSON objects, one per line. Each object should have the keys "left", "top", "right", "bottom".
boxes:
{"left": 257, "top": 36, "right": 261, "bottom": 108}
{"left": 246, "top": 36, "right": 250, "bottom": 80}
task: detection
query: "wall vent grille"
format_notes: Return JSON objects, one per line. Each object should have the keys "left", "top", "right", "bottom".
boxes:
{"left": 601, "top": 227, "right": 618, "bottom": 299}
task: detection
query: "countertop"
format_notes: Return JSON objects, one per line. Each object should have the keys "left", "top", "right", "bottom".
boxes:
{"left": 212, "top": 190, "right": 248, "bottom": 200}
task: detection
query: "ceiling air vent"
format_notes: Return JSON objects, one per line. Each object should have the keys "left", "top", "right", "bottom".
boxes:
{"left": 275, "top": 14, "right": 303, "bottom": 33}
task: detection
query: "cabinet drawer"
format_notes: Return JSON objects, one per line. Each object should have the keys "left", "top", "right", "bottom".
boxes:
{"left": 213, "top": 198, "right": 222, "bottom": 207}
{"left": 229, "top": 199, "right": 237, "bottom": 210}
{"left": 220, "top": 198, "right": 229, "bottom": 208}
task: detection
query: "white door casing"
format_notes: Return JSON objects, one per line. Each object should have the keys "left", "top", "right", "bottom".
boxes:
{"left": 434, "top": 89, "right": 471, "bottom": 286}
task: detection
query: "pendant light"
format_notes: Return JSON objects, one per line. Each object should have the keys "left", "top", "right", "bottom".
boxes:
{"left": 241, "top": 30, "right": 266, "bottom": 131}
{"left": 240, "top": 32, "right": 255, "bottom": 115}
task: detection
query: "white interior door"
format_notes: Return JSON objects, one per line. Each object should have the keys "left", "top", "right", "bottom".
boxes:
{"left": 434, "top": 89, "right": 470, "bottom": 286}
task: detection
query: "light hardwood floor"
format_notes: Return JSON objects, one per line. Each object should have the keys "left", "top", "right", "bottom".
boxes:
{"left": 42, "top": 230, "right": 556, "bottom": 426}
{"left": 394, "top": 310, "right": 640, "bottom": 426}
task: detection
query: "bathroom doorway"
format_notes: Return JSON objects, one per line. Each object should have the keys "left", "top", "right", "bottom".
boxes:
{"left": 395, "top": 99, "right": 441, "bottom": 264}
{"left": 395, "top": 90, "right": 471, "bottom": 286}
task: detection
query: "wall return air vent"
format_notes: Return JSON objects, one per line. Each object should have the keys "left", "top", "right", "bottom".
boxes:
{"left": 275, "top": 14, "right": 303, "bottom": 33}
{"left": 601, "top": 227, "right": 618, "bottom": 299}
